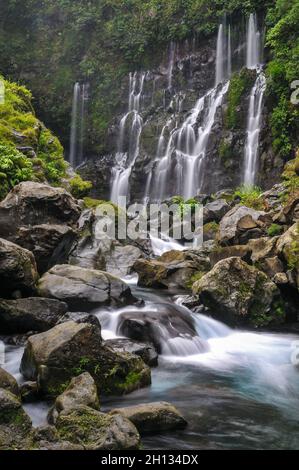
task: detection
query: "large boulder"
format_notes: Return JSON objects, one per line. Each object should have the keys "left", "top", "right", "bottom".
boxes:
{"left": 193, "top": 257, "right": 285, "bottom": 327}
{"left": 20, "top": 321, "right": 151, "bottom": 397}
{"left": 0, "top": 298, "right": 68, "bottom": 334}
{"left": 12, "top": 224, "right": 77, "bottom": 274}
{"left": 0, "top": 367, "right": 19, "bottom": 397}
{"left": 203, "top": 199, "right": 230, "bottom": 224}
{"left": 277, "top": 222, "right": 299, "bottom": 289}
{"left": 0, "top": 389, "right": 33, "bottom": 450}
{"left": 48, "top": 372, "right": 99, "bottom": 424}
{"left": 133, "top": 250, "right": 210, "bottom": 289}
{"left": 110, "top": 402, "right": 187, "bottom": 435}
{"left": 219, "top": 205, "right": 271, "bottom": 245}
{"left": 36, "top": 264, "right": 135, "bottom": 311}
{"left": 0, "top": 238, "right": 39, "bottom": 298}
{"left": 0, "top": 182, "right": 80, "bottom": 235}
{"left": 55, "top": 405, "right": 140, "bottom": 450}
{"left": 105, "top": 339, "right": 158, "bottom": 367}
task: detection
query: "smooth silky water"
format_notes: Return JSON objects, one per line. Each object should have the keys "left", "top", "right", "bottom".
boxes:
{"left": 2, "top": 274, "right": 299, "bottom": 449}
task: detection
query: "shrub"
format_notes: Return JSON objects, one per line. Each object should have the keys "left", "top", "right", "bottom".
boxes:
{"left": 233, "top": 184, "right": 264, "bottom": 210}
{"left": 267, "top": 223, "right": 283, "bottom": 237}
{"left": 69, "top": 175, "right": 92, "bottom": 198}
{"left": 0, "top": 144, "right": 33, "bottom": 200}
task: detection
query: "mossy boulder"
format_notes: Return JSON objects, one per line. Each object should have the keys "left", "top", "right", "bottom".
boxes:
{"left": 193, "top": 257, "right": 285, "bottom": 327}
{"left": 0, "top": 389, "right": 33, "bottom": 450}
{"left": 48, "top": 372, "right": 100, "bottom": 425}
{"left": 55, "top": 405, "right": 140, "bottom": 450}
{"left": 0, "top": 238, "right": 39, "bottom": 298}
{"left": 110, "top": 402, "right": 187, "bottom": 436}
{"left": 0, "top": 368, "right": 19, "bottom": 397}
{"left": 277, "top": 222, "right": 299, "bottom": 289}
{"left": 20, "top": 321, "right": 151, "bottom": 398}
{"left": 133, "top": 249, "right": 210, "bottom": 290}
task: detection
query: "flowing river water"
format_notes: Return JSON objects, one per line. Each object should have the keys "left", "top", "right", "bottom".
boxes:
{"left": 3, "top": 274, "right": 299, "bottom": 450}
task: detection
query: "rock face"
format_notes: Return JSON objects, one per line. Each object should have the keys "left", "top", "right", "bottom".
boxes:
{"left": 203, "top": 199, "right": 230, "bottom": 224}
{"left": 110, "top": 402, "right": 187, "bottom": 435}
{"left": 12, "top": 224, "right": 77, "bottom": 275}
{"left": 277, "top": 222, "right": 299, "bottom": 289}
{"left": 55, "top": 405, "right": 140, "bottom": 450}
{"left": 0, "top": 182, "right": 80, "bottom": 274}
{"left": 105, "top": 339, "right": 158, "bottom": 367}
{"left": 0, "top": 368, "right": 20, "bottom": 397}
{"left": 0, "top": 389, "right": 33, "bottom": 450}
{"left": 0, "top": 238, "right": 39, "bottom": 298}
{"left": 0, "top": 298, "right": 68, "bottom": 333}
{"left": 48, "top": 372, "right": 100, "bottom": 424}
{"left": 0, "top": 182, "right": 81, "bottom": 232}
{"left": 37, "top": 264, "right": 135, "bottom": 311}
{"left": 219, "top": 206, "right": 271, "bottom": 245}
{"left": 20, "top": 321, "right": 151, "bottom": 397}
{"left": 193, "top": 257, "right": 285, "bottom": 327}
{"left": 134, "top": 250, "right": 210, "bottom": 289}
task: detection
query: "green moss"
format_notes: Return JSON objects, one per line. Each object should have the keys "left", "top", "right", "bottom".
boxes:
{"left": 233, "top": 184, "right": 265, "bottom": 210}
{"left": 69, "top": 175, "right": 92, "bottom": 198}
{"left": 186, "top": 271, "right": 206, "bottom": 290}
{"left": 267, "top": 223, "right": 284, "bottom": 237}
{"left": 225, "top": 69, "right": 256, "bottom": 129}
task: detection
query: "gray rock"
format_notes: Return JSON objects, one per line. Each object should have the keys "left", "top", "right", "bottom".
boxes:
{"left": 55, "top": 405, "right": 140, "bottom": 450}
{"left": 48, "top": 372, "right": 99, "bottom": 424}
{"left": 20, "top": 321, "right": 151, "bottom": 398}
{"left": 193, "top": 257, "right": 285, "bottom": 327}
{"left": 219, "top": 205, "right": 271, "bottom": 245}
{"left": 57, "top": 311, "right": 101, "bottom": 328}
{"left": 110, "top": 402, "right": 187, "bottom": 435}
{"left": 203, "top": 199, "right": 230, "bottom": 224}
{"left": 0, "top": 238, "right": 39, "bottom": 298}
{"left": 105, "top": 339, "right": 158, "bottom": 367}
{"left": 0, "top": 298, "right": 68, "bottom": 333}
{"left": 0, "top": 367, "right": 19, "bottom": 397}
{"left": 0, "top": 182, "right": 80, "bottom": 237}
{"left": 37, "top": 264, "right": 135, "bottom": 311}
{"left": 0, "top": 389, "right": 33, "bottom": 450}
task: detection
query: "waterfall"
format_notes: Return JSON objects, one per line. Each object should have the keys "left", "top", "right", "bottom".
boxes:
{"left": 243, "top": 12, "right": 265, "bottom": 185}
{"left": 215, "top": 22, "right": 232, "bottom": 86}
{"left": 215, "top": 24, "right": 225, "bottom": 85}
{"left": 69, "top": 82, "right": 87, "bottom": 169}
{"left": 244, "top": 71, "right": 266, "bottom": 185}
{"left": 110, "top": 72, "right": 145, "bottom": 204}
{"left": 150, "top": 81, "right": 229, "bottom": 201}
{"left": 167, "top": 42, "right": 176, "bottom": 91}
{"left": 246, "top": 13, "right": 261, "bottom": 69}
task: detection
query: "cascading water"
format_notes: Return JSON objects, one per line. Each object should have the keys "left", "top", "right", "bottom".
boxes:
{"left": 111, "top": 72, "right": 145, "bottom": 204}
{"left": 69, "top": 82, "right": 87, "bottom": 169}
{"left": 243, "top": 13, "right": 266, "bottom": 185}
{"left": 148, "top": 22, "right": 232, "bottom": 202}
{"left": 246, "top": 13, "right": 261, "bottom": 69}
{"left": 244, "top": 71, "right": 266, "bottom": 185}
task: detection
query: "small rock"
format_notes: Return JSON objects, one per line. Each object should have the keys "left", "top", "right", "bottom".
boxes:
{"left": 110, "top": 402, "right": 187, "bottom": 435}
{"left": 0, "top": 367, "right": 19, "bottom": 397}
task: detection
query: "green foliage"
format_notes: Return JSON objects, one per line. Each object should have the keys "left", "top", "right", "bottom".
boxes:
{"left": 0, "top": 144, "right": 33, "bottom": 199}
{"left": 226, "top": 68, "right": 255, "bottom": 129}
{"left": 233, "top": 184, "right": 264, "bottom": 209}
{"left": 266, "top": 0, "right": 299, "bottom": 159}
{"left": 69, "top": 175, "right": 92, "bottom": 198}
{"left": 267, "top": 223, "right": 283, "bottom": 237}
{"left": 0, "top": 76, "right": 92, "bottom": 199}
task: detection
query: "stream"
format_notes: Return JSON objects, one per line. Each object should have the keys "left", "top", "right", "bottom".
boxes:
{"left": 2, "top": 276, "right": 299, "bottom": 450}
